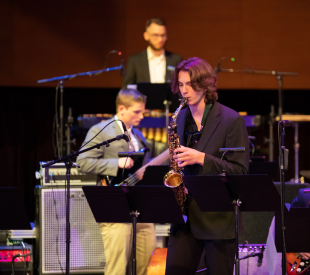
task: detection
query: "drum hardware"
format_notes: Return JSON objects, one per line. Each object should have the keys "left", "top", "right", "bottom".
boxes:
{"left": 276, "top": 115, "right": 310, "bottom": 183}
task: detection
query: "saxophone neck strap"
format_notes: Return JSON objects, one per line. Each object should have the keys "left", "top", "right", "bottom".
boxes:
{"left": 200, "top": 103, "right": 212, "bottom": 129}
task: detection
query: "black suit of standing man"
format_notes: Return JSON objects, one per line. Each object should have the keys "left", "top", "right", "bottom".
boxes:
{"left": 123, "top": 18, "right": 182, "bottom": 88}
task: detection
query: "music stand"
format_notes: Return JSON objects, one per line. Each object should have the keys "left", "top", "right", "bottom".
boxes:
{"left": 82, "top": 185, "right": 185, "bottom": 275}
{"left": 137, "top": 83, "right": 181, "bottom": 134}
{"left": 136, "top": 165, "right": 169, "bottom": 186}
{"left": 275, "top": 207, "right": 310, "bottom": 253}
{"left": 0, "top": 188, "right": 32, "bottom": 230}
{"left": 184, "top": 174, "right": 281, "bottom": 275}
{"left": 137, "top": 83, "right": 180, "bottom": 110}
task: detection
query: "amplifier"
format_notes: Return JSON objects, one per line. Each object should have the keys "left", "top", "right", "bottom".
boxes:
{"left": 234, "top": 244, "right": 282, "bottom": 275}
{"left": 36, "top": 162, "right": 97, "bottom": 186}
{"left": 35, "top": 186, "right": 105, "bottom": 274}
{"left": 0, "top": 245, "right": 33, "bottom": 275}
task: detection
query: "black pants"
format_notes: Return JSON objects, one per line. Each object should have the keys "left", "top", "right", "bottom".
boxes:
{"left": 165, "top": 226, "right": 235, "bottom": 275}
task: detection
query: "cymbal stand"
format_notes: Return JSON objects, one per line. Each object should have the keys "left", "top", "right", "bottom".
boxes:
{"left": 278, "top": 120, "right": 292, "bottom": 275}
{"left": 265, "top": 105, "right": 275, "bottom": 161}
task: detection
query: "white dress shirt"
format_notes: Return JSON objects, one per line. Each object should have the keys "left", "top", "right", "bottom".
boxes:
{"left": 147, "top": 46, "right": 166, "bottom": 83}
{"left": 115, "top": 115, "right": 139, "bottom": 152}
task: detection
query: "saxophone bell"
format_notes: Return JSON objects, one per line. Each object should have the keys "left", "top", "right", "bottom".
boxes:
{"left": 164, "top": 170, "right": 184, "bottom": 188}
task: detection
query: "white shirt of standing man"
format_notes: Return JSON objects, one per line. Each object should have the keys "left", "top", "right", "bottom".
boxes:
{"left": 147, "top": 46, "right": 166, "bottom": 83}
{"left": 144, "top": 22, "right": 168, "bottom": 83}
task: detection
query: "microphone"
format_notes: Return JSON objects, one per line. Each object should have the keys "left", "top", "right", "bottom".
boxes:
{"left": 121, "top": 122, "right": 134, "bottom": 152}
{"left": 256, "top": 246, "right": 264, "bottom": 267}
{"left": 214, "top": 57, "right": 235, "bottom": 73}
{"left": 103, "top": 50, "right": 122, "bottom": 70}
{"left": 214, "top": 59, "right": 221, "bottom": 73}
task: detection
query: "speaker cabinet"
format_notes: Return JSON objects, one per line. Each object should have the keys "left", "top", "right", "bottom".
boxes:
{"left": 35, "top": 186, "right": 105, "bottom": 274}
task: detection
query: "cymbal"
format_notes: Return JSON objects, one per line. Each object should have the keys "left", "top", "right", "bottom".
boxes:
{"left": 300, "top": 170, "right": 310, "bottom": 180}
{"left": 276, "top": 115, "right": 310, "bottom": 122}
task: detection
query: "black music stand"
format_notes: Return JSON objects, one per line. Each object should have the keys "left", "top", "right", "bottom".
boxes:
{"left": 137, "top": 83, "right": 181, "bottom": 134}
{"left": 275, "top": 207, "right": 310, "bottom": 253}
{"left": 82, "top": 185, "right": 185, "bottom": 275}
{"left": 137, "top": 83, "right": 180, "bottom": 110}
{"left": 0, "top": 188, "right": 32, "bottom": 230}
{"left": 137, "top": 165, "right": 169, "bottom": 186}
{"left": 184, "top": 174, "right": 281, "bottom": 275}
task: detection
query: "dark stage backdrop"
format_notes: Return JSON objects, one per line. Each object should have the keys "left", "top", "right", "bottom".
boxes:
{"left": 1, "top": 86, "right": 310, "bottom": 222}
{"left": 1, "top": 0, "right": 310, "bottom": 89}
{"left": 1, "top": 0, "right": 310, "bottom": 231}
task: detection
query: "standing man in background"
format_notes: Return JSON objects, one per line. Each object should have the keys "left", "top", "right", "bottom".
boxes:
{"left": 123, "top": 18, "right": 182, "bottom": 88}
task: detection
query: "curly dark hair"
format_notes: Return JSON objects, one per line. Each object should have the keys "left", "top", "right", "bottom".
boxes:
{"left": 171, "top": 57, "right": 218, "bottom": 104}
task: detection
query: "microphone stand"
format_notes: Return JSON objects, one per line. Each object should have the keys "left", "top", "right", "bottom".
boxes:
{"left": 238, "top": 246, "right": 264, "bottom": 266}
{"left": 219, "top": 147, "right": 245, "bottom": 275}
{"left": 37, "top": 64, "right": 122, "bottom": 157}
{"left": 42, "top": 133, "right": 130, "bottom": 275}
{"left": 278, "top": 120, "right": 292, "bottom": 275}
{"left": 215, "top": 67, "right": 297, "bottom": 121}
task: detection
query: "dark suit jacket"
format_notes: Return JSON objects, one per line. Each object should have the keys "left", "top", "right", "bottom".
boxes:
{"left": 123, "top": 50, "right": 182, "bottom": 88}
{"left": 291, "top": 188, "right": 310, "bottom": 208}
{"left": 175, "top": 101, "right": 250, "bottom": 240}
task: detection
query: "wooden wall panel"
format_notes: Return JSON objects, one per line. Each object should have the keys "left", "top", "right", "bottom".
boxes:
{"left": 0, "top": 0, "right": 309, "bottom": 89}
{"left": 1, "top": 0, "right": 126, "bottom": 87}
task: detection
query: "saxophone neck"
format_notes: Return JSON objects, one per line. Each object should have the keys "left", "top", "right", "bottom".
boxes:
{"left": 172, "top": 98, "right": 188, "bottom": 124}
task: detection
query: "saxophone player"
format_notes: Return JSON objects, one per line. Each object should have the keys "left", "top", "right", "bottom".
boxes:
{"left": 165, "top": 57, "right": 249, "bottom": 275}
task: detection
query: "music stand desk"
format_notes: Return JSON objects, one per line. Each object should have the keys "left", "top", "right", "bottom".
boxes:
{"left": 275, "top": 206, "right": 310, "bottom": 253}
{"left": 184, "top": 174, "right": 281, "bottom": 275}
{"left": 0, "top": 187, "right": 31, "bottom": 230}
{"left": 82, "top": 185, "right": 185, "bottom": 275}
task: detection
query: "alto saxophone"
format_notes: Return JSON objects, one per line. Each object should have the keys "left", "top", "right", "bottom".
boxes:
{"left": 163, "top": 97, "right": 188, "bottom": 215}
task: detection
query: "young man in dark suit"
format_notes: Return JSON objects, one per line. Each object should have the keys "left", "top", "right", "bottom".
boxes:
{"left": 123, "top": 18, "right": 182, "bottom": 88}
{"left": 165, "top": 57, "right": 249, "bottom": 275}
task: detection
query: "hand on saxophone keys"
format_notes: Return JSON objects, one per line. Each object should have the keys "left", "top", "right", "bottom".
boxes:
{"left": 173, "top": 145, "right": 205, "bottom": 167}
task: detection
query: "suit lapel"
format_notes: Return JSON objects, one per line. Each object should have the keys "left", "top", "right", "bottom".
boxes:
{"left": 165, "top": 51, "right": 172, "bottom": 82}
{"left": 196, "top": 102, "right": 221, "bottom": 152}
{"left": 141, "top": 50, "right": 150, "bottom": 82}
{"left": 113, "top": 120, "right": 127, "bottom": 150}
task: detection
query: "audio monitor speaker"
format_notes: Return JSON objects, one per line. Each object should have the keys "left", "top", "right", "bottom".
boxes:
{"left": 35, "top": 186, "right": 105, "bottom": 274}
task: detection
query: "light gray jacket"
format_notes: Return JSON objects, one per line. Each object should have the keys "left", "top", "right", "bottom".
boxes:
{"left": 76, "top": 117, "right": 149, "bottom": 180}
